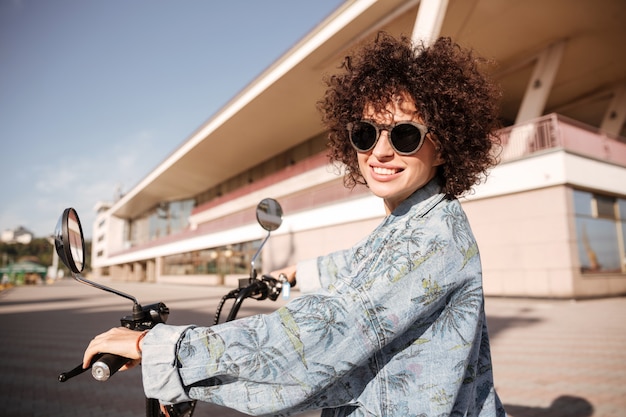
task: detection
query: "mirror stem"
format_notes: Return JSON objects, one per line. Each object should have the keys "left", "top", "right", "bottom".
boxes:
{"left": 72, "top": 273, "right": 139, "bottom": 305}
{"left": 250, "top": 231, "right": 271, "bottom": 280}
{"left": 132, "top": 302, "right": 144, "bottom": 321}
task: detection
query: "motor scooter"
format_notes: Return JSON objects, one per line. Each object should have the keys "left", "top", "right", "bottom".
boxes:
{"left": 53, "top": 198, "right": 290, "bottom": 417}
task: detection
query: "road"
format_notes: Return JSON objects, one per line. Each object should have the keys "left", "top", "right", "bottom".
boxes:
{"left": 1, "top": 278, "right": 624, "bottom": 416}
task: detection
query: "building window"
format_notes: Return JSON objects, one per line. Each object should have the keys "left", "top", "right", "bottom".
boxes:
{"left": 574, "top": 190, "right": 626, "bottom": 274}
{"left": 149, "top": 199, "right": 195, "bottom": 240}
{"left": 162, "top": 239, "right": 262, "bottom": 276}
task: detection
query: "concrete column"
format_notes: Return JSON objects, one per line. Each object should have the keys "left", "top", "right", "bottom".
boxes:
{"left": 155, "top": 257, "right": 162, "bottom": 284}
{"left": 411, "top": 0, "right": 449, "bottom": 46}
{"left": 515, "top": 40, "right": 566, "bottom": 124}
{"left": 132, "top": 262, "right": 146, "bottom": 282}
{"left": 146, "top": 259, "right": 156, "bottom": 283}
{"left": 600, "top": 84, "right": 626, "bottom": 137}
{"left": 109, "top": 264, "right": 127, "bottom": 281}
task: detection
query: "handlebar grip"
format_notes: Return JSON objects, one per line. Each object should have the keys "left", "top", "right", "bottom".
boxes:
{"left": 92, "top": 354, "right": 129, "bottom": 381}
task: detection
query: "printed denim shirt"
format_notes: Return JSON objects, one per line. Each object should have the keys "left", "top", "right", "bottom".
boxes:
{"left": 141, "top": 180, "right": 506, "bottom": 417}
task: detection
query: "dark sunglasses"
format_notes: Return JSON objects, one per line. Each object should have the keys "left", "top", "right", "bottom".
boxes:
{"left": 347, "top": 120, "right": 430, "bottom": 155}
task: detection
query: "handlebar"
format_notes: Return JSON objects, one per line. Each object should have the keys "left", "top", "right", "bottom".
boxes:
{"left": 59, "top": 276, "right": 289, "bottom": 383}
{"left": 92, "top": 353, "right": 129, "bottom": 381}
{"left": 59, "top": 303, "right": 169, "bottom": 383}
{"left": 59, "top": 352, "right": 130, "bottom": 383}
{"left": 214, "top": 275, "right": 290, "bottom": 324}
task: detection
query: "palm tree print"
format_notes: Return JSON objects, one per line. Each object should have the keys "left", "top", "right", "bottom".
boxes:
{"left": 442, "top": 204, "right": 478, "bottom": 269}
{"left": 225, "top": 324, "right": 288, "bottom": 380}
{"left": 309, "top": 360, "right": 359, "bottom": 399}
{"left": 429, "top": 282, "right": 482, "bottom": 345}
{"left": 178, "top": 328, "right": 227, "bottom": 370}
{"left": 365, "top": 304, "right": 394, "bottom": 343}
{"left": 288, "top": 294, "right": 350, "bottom": 350}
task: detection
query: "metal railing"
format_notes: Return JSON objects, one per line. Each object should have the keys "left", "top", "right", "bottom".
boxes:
{"left": 498, "top": 113, "right": 626, "bottom": 167}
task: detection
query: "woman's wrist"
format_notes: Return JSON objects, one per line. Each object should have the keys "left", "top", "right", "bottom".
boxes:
{"left": 278, "top": 272, "right": 296, "bottom": 287}
{"left": 135, "top": 330, "right": 149, "bottom": 357}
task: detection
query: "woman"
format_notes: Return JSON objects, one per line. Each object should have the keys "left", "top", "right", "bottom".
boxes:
{"left": 84, "top": 34, "right": 506, "bottom": 416}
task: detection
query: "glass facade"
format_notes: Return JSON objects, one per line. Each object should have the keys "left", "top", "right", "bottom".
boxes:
{"left": 162, "top": 239, "right": 262, "bottom": 276}
{"left": 149, "top": 199, "right": 195, "bottom": 240}
{"left": 574, "top": 190, "right": 626, "bottom": 274}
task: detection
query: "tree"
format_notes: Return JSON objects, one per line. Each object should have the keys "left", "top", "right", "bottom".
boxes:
{"left": 0, "top": 239, "right": 92, "bottom": 272}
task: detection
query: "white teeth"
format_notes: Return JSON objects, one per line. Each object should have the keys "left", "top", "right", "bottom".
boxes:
{"left": 373, "top": 166, "right": 398, "bottom": 175}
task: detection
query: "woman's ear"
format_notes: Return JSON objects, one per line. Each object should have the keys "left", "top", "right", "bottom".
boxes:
{"left": 433, "top": 151, "right": 445, "bottom": 166}
{"left": 429, "top": 137, "right": 445, "bottom": 166}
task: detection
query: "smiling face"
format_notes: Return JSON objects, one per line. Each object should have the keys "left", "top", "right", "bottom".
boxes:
{"left": 357, "top": 96, "right": 444, "bottom": 214}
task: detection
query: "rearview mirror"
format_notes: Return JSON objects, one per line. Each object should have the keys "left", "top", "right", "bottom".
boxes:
{"left": 255, "top": 198, "right": 283, "bottom": 232}
{"left": 54, "top": 208, "right": 85, "bottom": 274}
{"left": 54, "top": 207, "right": 139, "bottom": 304}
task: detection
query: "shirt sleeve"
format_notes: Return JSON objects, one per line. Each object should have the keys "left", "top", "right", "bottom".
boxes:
{"left": 293, "top": 258, "right": 320, "bottom": 293}
{"left": 141, "top": 324, "right": 196, "bottom": 405}
{"left": 296, "top": 247, "right": 352, "bottom": 293}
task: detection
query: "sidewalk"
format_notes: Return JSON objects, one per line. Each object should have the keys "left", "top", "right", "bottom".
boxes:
{"left": 485, "top": 296, "right": 626, "bottom": 417}
{"left": 0, "top": 279, "right": 624, "bottom": 416}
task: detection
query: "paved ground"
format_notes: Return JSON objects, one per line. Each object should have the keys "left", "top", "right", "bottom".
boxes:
{"left": 0, "top": 278, "right": 624, "bottom": 417}
{"left": 486, "top": 295, "right": 626, "bottom": 417}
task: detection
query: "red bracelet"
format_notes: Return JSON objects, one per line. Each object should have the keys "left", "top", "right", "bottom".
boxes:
{"left": 136, "top": 330, "right": 149, "bottom": 356}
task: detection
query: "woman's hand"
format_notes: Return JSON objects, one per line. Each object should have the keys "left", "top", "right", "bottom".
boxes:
{"left": 82, "top": 327, "right": 144, "bottom": 370}
{"left": 270, "top": 265, "right": 297, "bottom": 286}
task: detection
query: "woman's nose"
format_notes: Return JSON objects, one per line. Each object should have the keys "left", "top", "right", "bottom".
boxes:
{"left": 372, "top": 130, "right": 394, "bottom": 158}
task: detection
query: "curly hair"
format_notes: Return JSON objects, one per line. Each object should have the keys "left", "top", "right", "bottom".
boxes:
{"left": 317, "top": 33, "right": 502, "bottom": 197}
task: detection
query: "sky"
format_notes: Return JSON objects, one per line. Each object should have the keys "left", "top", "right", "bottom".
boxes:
{"left": 0, "top": 0, "right": 345, "bottom": 239}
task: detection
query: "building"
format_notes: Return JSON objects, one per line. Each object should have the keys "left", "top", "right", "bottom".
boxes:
{"left": 91, "top": 0, "right": 626, "bottom": 298}
{"left": 1, "top": 226, "right": 33, "bottom": 244}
